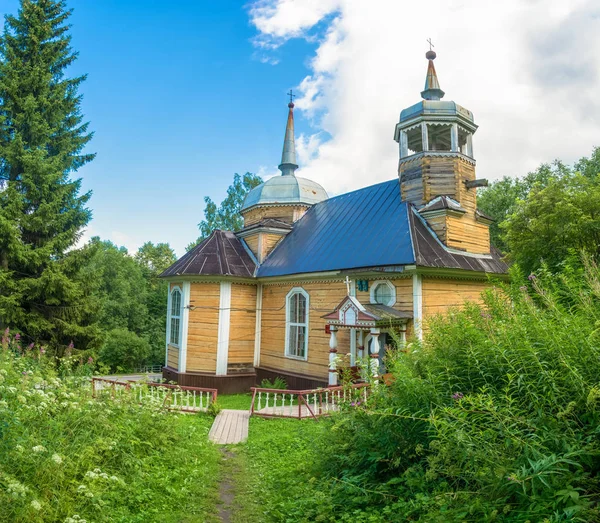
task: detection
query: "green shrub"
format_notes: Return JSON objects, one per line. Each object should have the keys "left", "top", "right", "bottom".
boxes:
{"left": 207, "top": 400, "right": 222, "bottom": 417}
{"left": 260, "top": 377, "right": 288, "bottom": 390}
{"left": 311, "top": 256, "right": 600, "bottom": 522}
{"left": 98, "top": 327, "right": 150, "bottom": 373}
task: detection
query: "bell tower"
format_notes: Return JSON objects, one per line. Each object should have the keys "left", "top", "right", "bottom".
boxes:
{"left": 394, "top": 47, "right": 492, "bottom": 254}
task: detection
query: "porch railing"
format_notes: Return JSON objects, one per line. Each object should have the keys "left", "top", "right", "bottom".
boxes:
{"left": 91, "top": 377, "right": 217, "bottom": 413}
{"left": 133, "top": 365, "right": 163, "bottom": 374}
{"left": 250, "top": 383, "right": 370, "bottom": 419}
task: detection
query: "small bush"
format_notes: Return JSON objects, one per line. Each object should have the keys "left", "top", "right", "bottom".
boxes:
{"left": 207, "top": 400, "right": 222, "bottom": 417}
{"left": 260, "top": 377, "right": 287, "bottom": 390}
{"left": 98, "top": 327, "right": 150, "bottom": 373}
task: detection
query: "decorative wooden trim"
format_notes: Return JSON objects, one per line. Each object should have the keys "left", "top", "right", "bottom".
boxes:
{"left": 398, "top": 150, "right": 477, "bottom": 167}
{"left": 164, "top": 281, "right": 171, "bottom": 369}
{"left": 169, "top": 285, "right": 183, "bottom": 349}
{"left": 180, "top": 282, "right": 191, "bottom": 373}
{"left": 241, "top": 202, "right": 310, "bottom": 214}
{"left": 216, "top": 281, "right": 231, "bottom": 376}
{"left": 257, "top": 234, "right": 264, "bottom": 263}
{"left": 413, "top": 274, "right": 423, "bottom": 340}
{"left": 284, "top": 287, "right": 310, "bottom": 361}
{"left": 262, "top": 273, "right": 412, "bottom": 287}
{"left": 254, "top": 284, "right": 263, "bottom": 367}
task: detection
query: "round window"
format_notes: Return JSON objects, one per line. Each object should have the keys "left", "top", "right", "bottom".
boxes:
{"left": 373, "top": 282, "right": 394, "bottom": 305}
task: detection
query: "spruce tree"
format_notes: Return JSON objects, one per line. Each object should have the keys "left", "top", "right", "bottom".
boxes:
{"left": 0, "top": 0, "right": 99, "bottom": 354}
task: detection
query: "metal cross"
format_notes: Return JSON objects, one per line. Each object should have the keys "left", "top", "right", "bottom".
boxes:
{"left": 427, "top": 38, "right": 434, "bottom": 51}
{"left": 287, "top": 89, "right": 296, "bottom": 104}
{"left": 345, "top": 276, "right": 351, "bottom": 296}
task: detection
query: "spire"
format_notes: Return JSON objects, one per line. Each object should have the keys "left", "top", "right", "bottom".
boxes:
{"left": 279, "top": 91, "right": 298, "bottom": 176}
{"left": 421, "top": 44, "right": 445, "bottom": 101}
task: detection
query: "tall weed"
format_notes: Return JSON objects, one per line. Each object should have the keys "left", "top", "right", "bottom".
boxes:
{"left": 314, "top": 257, "right": 600, "bottom": 522}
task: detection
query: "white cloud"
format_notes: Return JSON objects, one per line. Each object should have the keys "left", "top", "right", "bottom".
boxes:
{"left": 249, "top": 0, "right": 600, "bottom": 195}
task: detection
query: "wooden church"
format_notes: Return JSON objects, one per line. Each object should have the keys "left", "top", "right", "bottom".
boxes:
{"left": 160, "top": 50, "right": 508, "bottom": 393}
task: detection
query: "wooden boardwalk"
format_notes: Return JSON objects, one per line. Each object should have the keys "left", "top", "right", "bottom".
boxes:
{"left": 208, "top": 409, "right": 250, "bottom": 445}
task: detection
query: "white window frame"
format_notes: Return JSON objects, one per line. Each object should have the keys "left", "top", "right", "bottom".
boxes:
{"left": 169, "top": 286, "right": 183, "bottom": 347}
{"left": 370, "top": 280, "right": 396, "bottom": 307}
{"left": 284, "top": 287, "right": 310, "bottom": 361}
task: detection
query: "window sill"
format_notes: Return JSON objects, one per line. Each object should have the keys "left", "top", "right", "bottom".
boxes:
{"left": 284, "top": 353, "right": 308, "bottom": 362}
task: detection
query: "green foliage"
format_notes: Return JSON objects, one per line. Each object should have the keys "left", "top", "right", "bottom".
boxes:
{"left": 0, "top": 0, "right": 99, "bottom": 354}
{"left": 133, "top": 241, "right": 176, "bottom": 365}
{"left": 0, "top": 331, "right": 221, "bottom": 522}
{"left": 478, "top": 147, "right": 600, "bottom": 275}
{"left": 98, "top": 328, "right": 150, "bottom": 373}
{"left": 477, "top": 159, "right": 570, "bottom": 252}
{"left": 87, "top": 239, "right": 148, "bottom": 334}
{"left": 503, "top": 173, "right": 600, "bottom": 275}
{"left": 188, "top": 172, "right": 262, "bottom": 250}
{"left": 304, "top": 256, "right": 600, "bottom": 521}
{"left": 260, "top": 377, "right": 288, "bottom": 390}
{"left": 85, "top": 238, "right": 176, "bottom": 371}
{"left": 207, "top": 400, "right": 222, "bottom": 417}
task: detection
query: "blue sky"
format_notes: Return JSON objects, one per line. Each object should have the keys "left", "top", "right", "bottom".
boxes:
{"left": 2, "top": 0, "right": 599, "bottom": 257}
{"left": 0, "top": 0, "right": 319, "bottom": 256}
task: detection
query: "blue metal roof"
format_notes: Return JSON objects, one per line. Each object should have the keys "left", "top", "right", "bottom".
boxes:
{"left": 256, "top": 180, "right": 415, "bottom": 277}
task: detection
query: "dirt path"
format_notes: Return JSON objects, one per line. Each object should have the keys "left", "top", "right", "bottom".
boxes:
{"left": 217, "top": 449, "right": 236, "bottom": 523}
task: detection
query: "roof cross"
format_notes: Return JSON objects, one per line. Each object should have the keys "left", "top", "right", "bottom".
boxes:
{"left": 345, "top": 275, "right": 351, "bottom": 296}
{"left": 427, "top": 37, "right": 434, "bottom": 51}
{"left": 287, "top": 89, "right": 296, "bottom": 104}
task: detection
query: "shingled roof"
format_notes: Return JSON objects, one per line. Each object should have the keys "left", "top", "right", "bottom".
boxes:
{"left": 160, "top": 230, "right": 255, "bottom": 278}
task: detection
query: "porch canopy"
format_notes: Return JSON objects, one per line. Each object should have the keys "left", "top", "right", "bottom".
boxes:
{"left": 321, "top": 295, "right": 412, "bottom": 386}
{"left": 322, "top": 295, "right": 412, "bottom": 330}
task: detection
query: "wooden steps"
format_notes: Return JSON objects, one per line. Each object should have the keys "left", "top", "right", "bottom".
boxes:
{"left": 208, "top": 409, "right": 250, "bottom": 445}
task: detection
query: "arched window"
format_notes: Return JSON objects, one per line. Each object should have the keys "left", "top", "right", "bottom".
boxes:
{"left": 285, "top": 288, "right": 309, "bottom": 360}
{"left": 169, "top": 287, "right": 182, "bottom": 346}
{"left": 370, "top": 281, "right": 396, "bottom": 307}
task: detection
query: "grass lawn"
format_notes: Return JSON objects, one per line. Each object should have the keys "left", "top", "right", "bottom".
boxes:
{"left": 217, "top": 416, "right": 330, "bottom": 523}
{"left": 217, "top": 393, "right": 254, "bottom": 410}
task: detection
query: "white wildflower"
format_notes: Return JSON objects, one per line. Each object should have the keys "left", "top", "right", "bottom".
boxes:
{"left": 32, "top": 445, "right": 47, "bottom": 453}
{"left": 52, "top": 453, "right": 63, "bottom": 464}
{"left": 64, "top": 516, "right": 87, "bottom": 523}
{"left": 7, "top": 479, "right": 29, "bottom": 498}
{"left": 31, "top": 500, "right": 42, "bottom": 511}
{"left": 109, "top": 475, "right": 119, "bottom": 482}
{"left": 15, "top": 445, "right": 24, "bottom": 452}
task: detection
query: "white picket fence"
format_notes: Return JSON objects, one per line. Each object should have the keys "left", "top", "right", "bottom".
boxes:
{"left": 91, "top": 378, "right": 217, "bottom": 413}
{"left": 250, "top": 383, "right": 370, "bottom": 419}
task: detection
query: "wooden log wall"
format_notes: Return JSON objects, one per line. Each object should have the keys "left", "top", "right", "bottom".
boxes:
{"left": 228, "top": 284, "right": 257, "bottom": 373}
{"left": 242, "top": 205, "right": 309, "bottom": 227}
{"left": 243, "top": 235, "right": 259, "bottom": 259}
{"left": 260, "top": 278, "right": 413, "bottom": 380}
{"left": 422, "top": 278, "right": 490, "bottom": 320}
{"left": 167, "top": 345, "right": 179, "bottom": 370}
{"left": 262, "top": 233, "right": 284, "bottom": 260}
{"left": 446, "top": 215, "right": 490, "bottom": 254}
{"left": 186, "top": 283, "right": 220, "bottom": 373}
